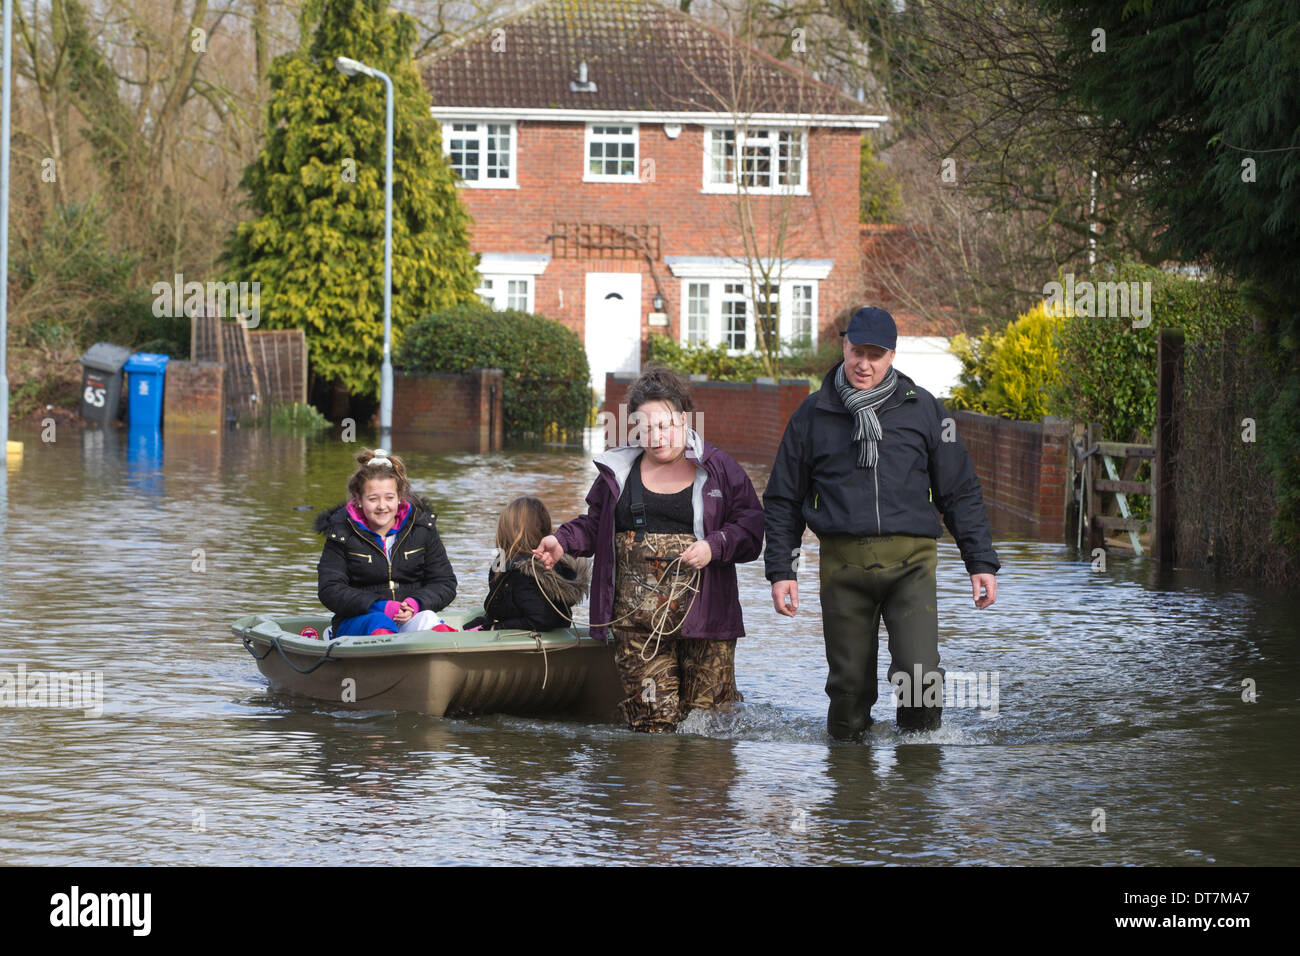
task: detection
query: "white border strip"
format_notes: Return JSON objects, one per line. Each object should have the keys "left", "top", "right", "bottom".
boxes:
{"left": 433, "top": 106, "right": 888, "bottom": 130}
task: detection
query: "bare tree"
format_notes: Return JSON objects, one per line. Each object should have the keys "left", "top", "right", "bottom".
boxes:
{"left": 662, "top": 4, "right": 846, "bottom": 375}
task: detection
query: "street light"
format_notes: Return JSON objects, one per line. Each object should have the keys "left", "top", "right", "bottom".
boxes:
{"left": 1, "top": 0, "right": 14, "bottom": 458}
{"left": 335, "top": 55, "right": 394, "bottom": 446}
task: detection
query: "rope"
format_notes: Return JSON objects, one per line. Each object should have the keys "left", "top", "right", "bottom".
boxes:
{"left": 634, "top": 553, "right": 701, "bottom": 663}
{"left": 240, "top": 632, "right": 273, "bottom": 660}
{"left": 528, "top": 550, "right": 701, "bottom": 663}
{"left": 533, "top": 633, "right": 549, "bottom": 689}
{"left": 269, "top": 634, "right": 341, "bottom": 674}
{"left": 240, "top": 625, "right": 342, "bottom": 674}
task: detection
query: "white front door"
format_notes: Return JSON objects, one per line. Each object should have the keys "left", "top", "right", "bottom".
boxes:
{"left": 584, "top": 273, "right": 642, "bottom": 397}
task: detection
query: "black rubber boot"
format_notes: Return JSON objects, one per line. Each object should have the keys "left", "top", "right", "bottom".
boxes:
{"left": 827, "top": 695, "right": 873, "bottom": 741}
{"left": 896, "top": 705, "right": 942, "bottom": 734}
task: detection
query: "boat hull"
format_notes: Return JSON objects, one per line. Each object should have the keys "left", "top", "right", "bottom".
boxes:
{"left": 233, "top": 611, "right": 624, "bottom": 721}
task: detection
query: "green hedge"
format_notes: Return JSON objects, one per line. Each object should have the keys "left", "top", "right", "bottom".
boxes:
{"left": 1050, "top": 263, "right": 1246, "bottom": 442}
{"left": 398, "top": 303, "right": 589, "bottom": 438}
{"left": 646, "top": 336, "right": 768, "bottom": 381}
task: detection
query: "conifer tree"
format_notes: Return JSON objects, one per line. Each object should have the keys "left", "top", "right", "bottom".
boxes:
{"left": 224, "top": 0, "right": 478, "bottom": 400}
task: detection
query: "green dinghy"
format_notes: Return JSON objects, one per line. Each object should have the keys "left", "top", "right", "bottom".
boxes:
{"left": 233, "top": 608, "right": 623, "bottom": 720}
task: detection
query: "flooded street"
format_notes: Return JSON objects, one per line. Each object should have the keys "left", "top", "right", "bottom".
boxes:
{"left": 0, "top": 425, "right": 1296, "bottom": 865}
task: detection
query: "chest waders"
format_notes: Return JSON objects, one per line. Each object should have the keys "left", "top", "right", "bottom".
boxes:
{"left": 608, "top": 478, "right": 742, "bottom": 733}
{"left": 818, "top": 533, "right": 943, "bottom": 739}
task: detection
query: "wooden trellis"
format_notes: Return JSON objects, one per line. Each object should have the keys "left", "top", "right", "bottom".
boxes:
{"left": 190, "top": 312, "right": 264, "bottom": 423}
{"left": 248, "top": 329, "right": 308, "bottom": 406}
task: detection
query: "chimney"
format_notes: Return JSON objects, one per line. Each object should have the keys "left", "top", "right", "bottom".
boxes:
{"left": 570, "top": 60, "right": 598, "bottom": 93}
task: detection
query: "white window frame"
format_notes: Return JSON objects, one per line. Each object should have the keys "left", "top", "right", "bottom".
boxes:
{"left": 684, "top": 282, "right": 710, "bottom": 346}
{"left": 584, "top": 123, "right": 640, "bottom": 182}
{"left": 787, "top": 282, "right": 817, "bottom": 349}
{"left": 677, "top": 278, "right": 819, "bottom": 354}
{"left": 702, "top": 126, "right": 809, "bottom": 195}
{"left": 476, "top": 274, "right": 534, "bottom": 313}
{"left": 721, "top": 281, "right": 749, "bottom": 353}
{"left": 442, "top": 119, "right": 518, "bottom": 188}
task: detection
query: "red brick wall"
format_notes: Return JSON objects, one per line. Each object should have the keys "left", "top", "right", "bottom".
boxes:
{"left": 598, "top": 377, "right": 1069, "bottom": 539}
{"left": 953, "top": 410, "right": 1070, "bottom": 541}
{"left": 457, "top": 122, "right": 864, "bottom": 356}
{"left": 393, "top": 369, "right": 503, "bottom": 452}
{"left": 164, "top": 361, "right": 224, "bottom": 430}
{"left": 603, "top": 372, "right": 810, "bottom": 462}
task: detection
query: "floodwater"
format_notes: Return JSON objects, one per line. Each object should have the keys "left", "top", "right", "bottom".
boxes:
{"left": 0, "top": 424, "right": 1296, "bottom": 866}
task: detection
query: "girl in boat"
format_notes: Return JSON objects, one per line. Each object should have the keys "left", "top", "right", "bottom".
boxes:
{"left": 465, "top": 496, "right": 591, "bottom": 632}
{"left": 534, "top": 366, "right": 765, "bottom": 732}
{"left": 315, "top": 448, "right": 457, "bottom": 638}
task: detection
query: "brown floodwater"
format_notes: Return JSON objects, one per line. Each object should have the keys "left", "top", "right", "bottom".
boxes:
{"left": 0, "top": 423, "right": 1296, "bottom": 865}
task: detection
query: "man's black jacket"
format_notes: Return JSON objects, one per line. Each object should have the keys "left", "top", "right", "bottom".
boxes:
{"left": 763, "top": 363, "right": 1000, "bottom": 582}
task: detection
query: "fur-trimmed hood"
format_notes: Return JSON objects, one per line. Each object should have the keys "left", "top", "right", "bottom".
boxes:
{"left": 511, "top": 553, "right": 591, "bottom": 607}
{"left": 313, "top": 494, "right": 436, "bottom": 535}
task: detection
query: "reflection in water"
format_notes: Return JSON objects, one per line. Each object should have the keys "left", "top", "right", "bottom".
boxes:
{"left": 126, "top": 425, "right": 164, "bottom": 501}
{"left": 0, "top": 425, "right": 1295, "bottom": 865}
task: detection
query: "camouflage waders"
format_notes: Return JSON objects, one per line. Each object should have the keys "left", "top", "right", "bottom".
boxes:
{"left": 819, "top": 534, "right": 943, "bottom": 739}
{"left": 610, "top": 530, "right": 743, "bottom": 732}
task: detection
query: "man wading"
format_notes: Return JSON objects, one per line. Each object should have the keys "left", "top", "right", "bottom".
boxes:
{"left": 763, "top": 307, "right": 1000, "bottom": 738}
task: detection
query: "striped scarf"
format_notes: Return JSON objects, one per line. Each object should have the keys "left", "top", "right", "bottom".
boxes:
{"left": 835, "top": 363, "right": 898, "bottom": 469}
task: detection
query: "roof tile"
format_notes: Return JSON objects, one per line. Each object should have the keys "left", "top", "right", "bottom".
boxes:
{"left": 423, "top": 0, "right": 868, "bottom": 116}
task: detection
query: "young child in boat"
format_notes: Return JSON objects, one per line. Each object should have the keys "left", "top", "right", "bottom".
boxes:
{"left": 315, "top": 448, "right": 457, "bottom": 638}
{"left": 465, "top": 496, "right": 590, "bottom": 632}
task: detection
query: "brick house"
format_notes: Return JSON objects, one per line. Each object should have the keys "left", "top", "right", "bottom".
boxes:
{"left": 422, "top": 0, "right": 886, "bottom": 393}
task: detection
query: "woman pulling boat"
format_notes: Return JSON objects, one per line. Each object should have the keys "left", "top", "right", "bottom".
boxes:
{"left": 534, "top": 366, "right": 764, "bottom": 732}
{"left": 315, "top": 448, "right": 457, "bottom": 637}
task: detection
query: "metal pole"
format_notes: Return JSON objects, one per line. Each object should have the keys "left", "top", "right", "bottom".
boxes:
{"left": 380, "top": 70, "right": 393, "bottom": 448}
{"left": 334, "top": 57, "right": 394, "bottom": 448}
{"left": 1, "top": 0, "right": 13, "bottom": 454}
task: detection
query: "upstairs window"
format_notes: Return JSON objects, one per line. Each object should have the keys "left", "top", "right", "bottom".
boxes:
{"left": 705, "top": 127, "right": 807, "bottom": 194}
{"left": 585, "top": 124, "right": 639, "bottom": 181}
{"left": 446, "top": 121, "right": 516, "bottom": 187}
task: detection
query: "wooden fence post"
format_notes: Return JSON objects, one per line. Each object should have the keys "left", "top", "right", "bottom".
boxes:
{"left": 1085, "top": 421, "right": 1100, "bottom": 550}
{"left": 1156, "top": 329, "right": 1184, "bottom": 566}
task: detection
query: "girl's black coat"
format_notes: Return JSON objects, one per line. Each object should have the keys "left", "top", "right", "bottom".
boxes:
{"left": 476, "top": 557, "right": 588, "bottom": 632}
{"left": 314, "top": 496, "right": 457, "bottom": 629}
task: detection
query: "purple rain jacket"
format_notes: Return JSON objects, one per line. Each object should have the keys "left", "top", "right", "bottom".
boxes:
{"left": 554, "top": 430, "right": 765, "bottom": 642}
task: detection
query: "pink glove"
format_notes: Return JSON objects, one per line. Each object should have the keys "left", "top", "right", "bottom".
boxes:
{"left": 382, "top": 601, "right": 402, "bottom": 619}
{"left": 402, "top": 598, "right": 420, "bottom": 613}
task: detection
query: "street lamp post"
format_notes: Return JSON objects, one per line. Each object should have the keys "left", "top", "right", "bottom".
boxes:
{"left": 335, "top": 56, "right": 394, "bottom": 447}
{"left": 2, "top": 0, "right": 14, "bottom": 456}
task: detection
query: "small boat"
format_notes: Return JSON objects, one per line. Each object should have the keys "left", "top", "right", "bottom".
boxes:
{"left": 232, "top": 608, "right": 623, "bottom": 720}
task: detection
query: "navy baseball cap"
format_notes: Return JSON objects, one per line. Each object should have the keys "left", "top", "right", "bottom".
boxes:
{"left": 841, "top": 306, "right": 897, "bottom": 350}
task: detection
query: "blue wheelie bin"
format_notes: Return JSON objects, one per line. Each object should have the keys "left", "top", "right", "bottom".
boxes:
{"left": 124, "top": 353, "right": 171, "bottom": 427}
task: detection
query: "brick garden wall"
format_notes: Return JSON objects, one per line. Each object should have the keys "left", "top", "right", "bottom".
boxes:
{"left": 163, "top": 361, "right": 224, "bottom": 430}
{"left": 603, "top": 372, "right": 810, "bottom": 462}
{"left": 393, "top": 369, "right": 504, "bottom": 452}
{"left": 953, "top": 410, "right": 1070, "bottom": 541}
